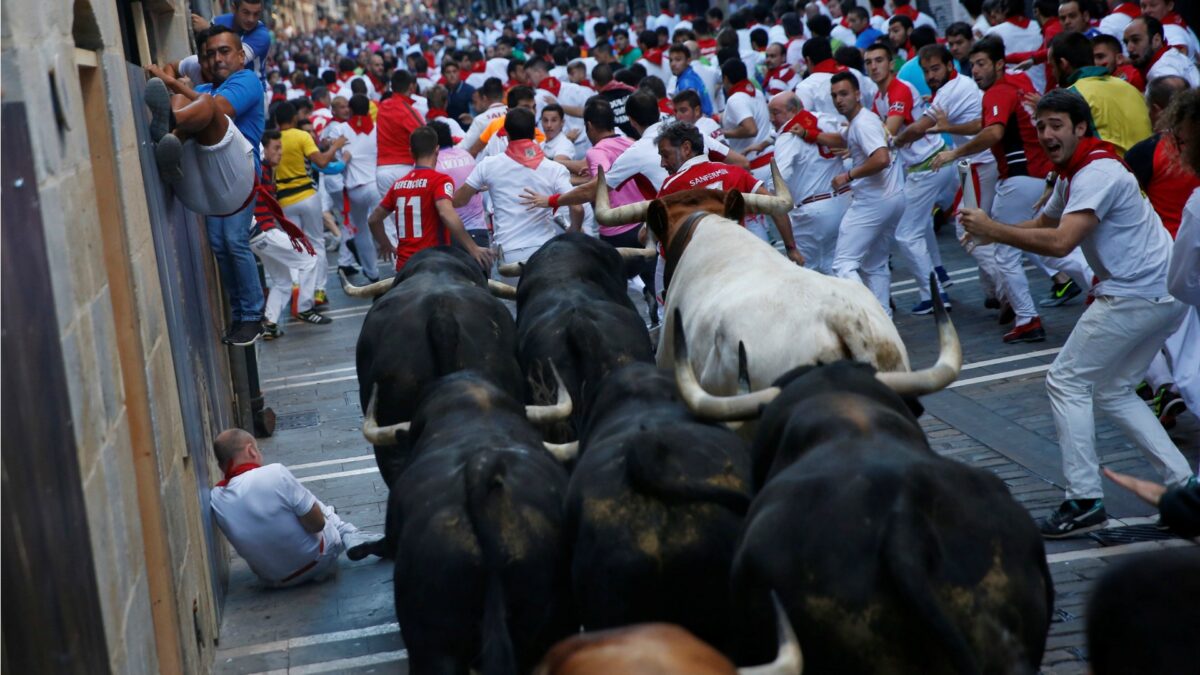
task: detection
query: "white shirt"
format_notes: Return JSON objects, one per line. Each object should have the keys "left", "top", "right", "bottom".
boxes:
{"left": 774, "top": 112, "right": 844, "bottom": 200}
{"left": 485, "top": 57, "right": 510, "bottom": 82}
{"left": 606, "top": 124, "right": 670, "bottom": 197}
{"left": 925, "top": 73, "right": 995, "bottom": 165}
{"left": 542, "top": 131, "right": 576, "bottom": 160}
{"left": 693, "top": 116, "right": 726, "bottom": 144}
{"left": 985, "top": 20, "right": 1045, "bottom": 91}
{"left": 872, "top": 77, "right": 941, "bottom": 168}
{"left": 535, "top": 81, "right": 593, "bottom": 150}
{"left": 844, "top": 108, "right": 904, "bottom": 199}
{"left": 637, "top": 56, "right": 670, "bottom": 83}
{"left": 1147, "top": 46, "right": 1200, "bottom": 87}
{"left": 795, "top": 69, "right": 879, "bottom": 124}
{"left": 722, "top": 89, "right": 772, "bottom": 160}
{"left": 1163, "top": 23, "right": 1200, "bottom": 60}
{"left": 329, "top": 124, "right": 377, "bottom": 189}
{"left": 321, "top": 119, "right": 349, "bottom": 193}
{"left": 210, "top": 464, "right": 319, "bottom": 583}
{"left": 465, "top": 153, "right": 574, "bottom": 251}
{"left": 1044, "top": 158, "right": 1172, "bottom": 298}
{"left": 459, "top": 103, "right": 508, "bottom": 152}
{"left": 830, "top": 23, "right": 856, "bottom": 48}
{"left": 1171, "top": 189, "right": 1200, "bottom": 306}
{"left": 1097, "top": 10, "right": 1133, "bottom": 41}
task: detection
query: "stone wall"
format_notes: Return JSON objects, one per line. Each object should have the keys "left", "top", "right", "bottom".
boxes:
{"left": 1, "top": 0, "right": 224, "bottom": 671}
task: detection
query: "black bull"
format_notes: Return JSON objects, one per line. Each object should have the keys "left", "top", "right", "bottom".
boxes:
{"left": 354, "top": 246, "right": 524, "bottom": 484}
{"left": 564, "top": 363, "right": 752, "bottom": 653}
{"left": 364, "top": 372, "right": 573, "bottom": 675}
{"left": 511, "top": 233, "right": 655, "bottom": 441}
{"left": 672, "top": 324, "right": 1053, "bottom": 674}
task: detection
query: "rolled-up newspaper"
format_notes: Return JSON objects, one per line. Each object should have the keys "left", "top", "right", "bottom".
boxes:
{"left": 957, "top": 160, "right": 980, "bottom": 254}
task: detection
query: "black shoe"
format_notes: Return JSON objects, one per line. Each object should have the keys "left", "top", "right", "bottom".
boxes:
{"left": 296, "top": 309, "right": 333, "bottom": 325}
{"left": 1041, "top": 279, "right": 1082, "bottom": 307}
{"left": 997, "top": 302, "right": 1015, "bottom": 325}
{"left": 221, "top": 321, "right": 241, "bottom": 344}
{"left": 262, "top": 321, "right": 282, "bottom": 341}
{"left": 144, "top": 77, "right": 173, "bottom": 142}
{"left": 155, "top": 134, "right": 184, "bottom": 183}
{"left": 984, "top": 297, "right": 1001, "bottom": 310}
{"left": 226, "top": 320, "right": 263, "bottom": 347}
{"left": 1156, "top": 388, "right": 1187, "bottom": 430}
{"left": 934, "top": 265, "right": 953, "bottom": 288}
{"left": 1136, "top": 381, "right": 1154, "bottom": 402}
{"left": 338, "top": 265, "right": 361, "bottom": 278}
{"left": 1039, "top": 499, "right": 1108, "bottom": 538}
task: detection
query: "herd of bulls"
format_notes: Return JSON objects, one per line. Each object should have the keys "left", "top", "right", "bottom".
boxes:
{"left": 338, "top": 180, "right": 1054, "bottom": 675}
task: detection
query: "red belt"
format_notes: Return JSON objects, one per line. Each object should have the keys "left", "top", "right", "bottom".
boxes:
{"left": 748, "top": 152, "right": 776, "bottom": 170}
{"left": 279, "top": 535, "right": 324, "bottom": 583}
{"left": 800, "top": 186, "right": 851, "bottom": 205}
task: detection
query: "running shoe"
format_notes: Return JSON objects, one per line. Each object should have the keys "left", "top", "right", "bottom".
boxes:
{"left": 144, "top": 77, "right": 173, "bottom": 142}
{"left": 225, "top": 320, "right": 263, "bottom": 347}
{"left": 1040, "top": 279, "right": 1082, "bottom": 307}
{"left": 1003, "top": 317, "right": 1046, "bottom": 344}
{"left": 911, "top": 293, "right": 953, "bottom": 315}
{"left": 1039, "top": 499, "right": 1108, "bottom": 538}
{"left": 262, "top": 321, "right": 282, "bottom": 341}
{"left": 934, "top": 266, "right": 953, "bottom": 288}
{"left": 296, "top": 310, "right": 332, "bottom": 325}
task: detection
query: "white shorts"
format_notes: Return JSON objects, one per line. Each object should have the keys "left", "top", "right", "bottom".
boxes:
{"left": 174, "top": 117, "right": 256, "bottom": 216}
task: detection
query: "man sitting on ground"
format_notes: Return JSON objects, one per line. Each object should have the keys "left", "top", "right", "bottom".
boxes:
{"left": 209, "top": 428, "right": 381, "bottom": 588}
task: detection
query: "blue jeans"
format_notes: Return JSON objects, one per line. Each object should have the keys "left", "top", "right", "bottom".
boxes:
{"left": 206, "top": 199, "right": 264, "bottom": 323}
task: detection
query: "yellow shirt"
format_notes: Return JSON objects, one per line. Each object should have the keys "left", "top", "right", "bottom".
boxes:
{"left": 1069, "top": 71, "right": 1152, "bottom": 155}
{"left": 276, "top": 127, "right": 319, "bottom": 207}
{"left": 369, "top": 100, "right": 378, "bottom": 122}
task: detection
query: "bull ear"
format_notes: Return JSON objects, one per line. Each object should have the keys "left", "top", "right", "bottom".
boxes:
{"left": 646, "top": 200, "right": 669, "bottom": 246}
{"left": 725, "top": 190, "right": 746, "bottom": 224}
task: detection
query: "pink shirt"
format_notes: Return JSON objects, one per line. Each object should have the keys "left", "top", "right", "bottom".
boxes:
{"left": 587, "top": 135, "right": 642, "bottom": 236}
{"left": 436, "top": 146, "right": 486, "bottom": 232}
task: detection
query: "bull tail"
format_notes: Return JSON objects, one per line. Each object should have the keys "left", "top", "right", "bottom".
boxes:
{"left": 882, "top": 502, "right": 982, "bottom": 675}
{"left": 465, "top": 451, "right": 519, "bottom": 675}
{"left": 427, "top": 302, "right": 461, "bottom": 377}
{"left": 626, "top": 441, "right": 751, "bottom": 515}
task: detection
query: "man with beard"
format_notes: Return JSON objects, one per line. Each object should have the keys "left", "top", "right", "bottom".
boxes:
{"left": 1124, "top": 16, "right": 1199, "bottom": 87}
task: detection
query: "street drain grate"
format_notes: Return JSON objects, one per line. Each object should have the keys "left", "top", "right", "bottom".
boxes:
{"left": 1088, "top": 524, "right": 1177, "bottom": 547}
{"left": 275, "top": 411, "right": 321, "bottom": 430}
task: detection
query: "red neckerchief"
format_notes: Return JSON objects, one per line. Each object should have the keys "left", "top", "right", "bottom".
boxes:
{"left": 1060, "top": 137, "right": 1128, "bottom": 199}
{"left": 1161, "top": 11, "right": 1185, "bottom": 27}
{"left": 643, "top": 46, "right": 667, "bottom": 65}
{"left": 747, "top": 21, "right": 758, "bottom": 29}
{"left": 1006, "top": 15, "right": 1032, "bottom": 29}
{"left": 840, "top": 17, "right": 850, "bottom": 28}
{"left": 436, "top": 76, "right": 447, "bottom": 86}
{"left": 469, "top": 60, "right": 487, "bottom": 74}
{"left": 368, "top": 73, "right": 385, "bottom": 92}
{"left": 538, "top": 76, "right": 563, "bottom": 97}
{"left": 578, "top": 79, "right": 593, "bottom": 89}
{"left": 872, "top": 8, "right": 889, "bottom": 18}
{"left": 893, "top": 5, "right": 919, "bottom": 20}
{"left": 658, "top": 97, "right": 674, "bottom": 114}
{"left": 699, "top": 37, "right": 718, "bottom": 54}
{"left": 271, "top": 92, "right": 287, "bottom": 103}
{"left": 313, "top": 100, "right": 329, "bottom": 111}
{"left": 1144, "top": 44, "right": 1172, "bottom": 73}
{"left": 504, "top": 79, "right": 521, "bottom": 91}
{"left": 349, "top": 114, "right": 374, "bottom": 134}
{"left": 810, "top": 58, "right": 847, "bottom": 75}
{"left": 618, "top": 44, "right": 632, "bottom": 56}
{"left": 783, "top": 110, "right": 820, "bottom": 143}
{"left": 506, "top": 138, "right": 545, "bottom": 169}
{"left": 427, "top": 107, "right": 449, "bottom": 119}
{"left": 600, "top": 80, "right": 636, "bottom": 93}
{"left": 216, "top": 462, "right": 262, "bottom": 487}
{"left": 337, "top": 71, "right": 355, "bottom": 83}
{"left": 727, "top": 79, "right": 756, "bottom": 97}
{"left": 660, "top": 11, "right": 675, "bottom": 18}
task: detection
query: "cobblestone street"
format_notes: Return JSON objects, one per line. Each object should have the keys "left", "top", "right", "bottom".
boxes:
{"left": 213, "top": 228, "right": 1198, "bottom": 675}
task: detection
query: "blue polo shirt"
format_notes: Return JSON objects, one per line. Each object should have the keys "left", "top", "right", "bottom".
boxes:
{"left": 213, "top": 14, "right": 271, "bottom": 88}
{"left": 675, "top": 66, "right": 713, "bottom": 115}
{"left": 197, "top": 68, "right": 264, "bottom": 165}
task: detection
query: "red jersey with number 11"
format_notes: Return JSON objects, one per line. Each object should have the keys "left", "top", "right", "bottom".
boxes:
{"left": 379, "top": 167, "right": 455, "bottom": 270}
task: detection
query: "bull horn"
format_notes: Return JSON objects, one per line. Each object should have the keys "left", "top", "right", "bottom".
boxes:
{"left": 498, "top": 261, "right": 524, "bottom": 277}
{"left": 340, "top": 270, "right": 394, "bottom": 299}
{"left": 594, "top": 166, "right": 651, "bottom": 226}
{"left": 875, "top": 275, "right": 962, "bottom": 396}
{"left": 362, "top": 385, "right": 411, "bottom": 445}
{"left": 487, "top": 279, "right": 518, "bottom": 299}
{"left": 673, "top": 309, "right": 780, "bottom": 421}
{"left": 741, "top": 160, "right": 793, "bottom": 216}
{"left": 543, "top": 441, "right": 579, "bottom": 462}
{"left": 738, "top": 593, "right": 803, "bottom": 675}
{"left": 526, "top": 363, "right": 573, "bottom": 424}
{"left": 616, "top": 246, "right": 658, "bottom": 260}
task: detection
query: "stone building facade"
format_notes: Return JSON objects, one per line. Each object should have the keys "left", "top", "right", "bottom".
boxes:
{"left": 2, "top": 0, "right": 250, "bottom": 672}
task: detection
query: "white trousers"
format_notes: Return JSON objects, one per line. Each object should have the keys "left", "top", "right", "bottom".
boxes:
{"left": 347, "top": 183, "right": 381, "bottom": 280}
{"left": 328, "top": 186, "right": 358, "bottom": 268}
{"left": 267, "top": 503, "right": 356, "bottom": 588}
{"left": 250, "top": 228, "right": 318, "bottom": 323}
{"left": 1046, "top": 295, "right": 1192, "bottom": 499}
{"left": 376, "top": 163, "right": 413, "bottom": 197}
{"left": 1144, "top": 306, "right": 1200, "bottom": 411}
{"left": 282, "top": 193, "right": 328, "bottom": 292}
{"left": 990, "top": 176, "right": 1043, "bottom": 322}
{"left": 790, "top": 195, "right": 849, "bottom": 276}
{"left": 172, "top": 117, "right": 255, "bottom": 216}
{"left": 894, "top": 169, "right": 954, "bottom": 301}
{"left": 834, "top": 191, "right": 905, "bottom": 316}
